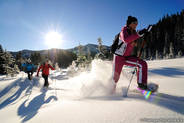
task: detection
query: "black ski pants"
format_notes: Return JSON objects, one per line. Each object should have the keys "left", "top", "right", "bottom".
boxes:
{"left": 27, "top": 71, "right": 33, "bottom": 80}
{"left": 42, "top": 74, "right": 49, "bottom": 87}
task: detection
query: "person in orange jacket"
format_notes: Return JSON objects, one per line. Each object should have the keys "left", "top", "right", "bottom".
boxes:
{"left": 37, "top": 60, "right": 55, "bottom": 87}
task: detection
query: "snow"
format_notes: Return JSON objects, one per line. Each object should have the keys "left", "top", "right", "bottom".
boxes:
{"left": 0, "top": 58, "right": 184, "bottom": 123}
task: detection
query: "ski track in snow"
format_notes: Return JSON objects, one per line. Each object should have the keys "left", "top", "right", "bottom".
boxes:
{"left": 0, "top": 58, "right": 184, "bottom": 123}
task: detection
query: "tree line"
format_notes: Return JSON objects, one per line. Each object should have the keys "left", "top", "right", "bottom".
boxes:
{"left": 137, "top": 9, "right": 184, "bottom": 59}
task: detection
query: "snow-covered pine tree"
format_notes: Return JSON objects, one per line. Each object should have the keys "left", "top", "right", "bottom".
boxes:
{"left": 0, "top": 47, "right": 18, "bottom": 75}
{"left": 55, "top": 62, "right": 60, "bottom": 71}
{"left": 177, "top": 50, "right": 183, "bottom": 58}
{"left": 96, "top": 37, "right": 105, "bottom": 59}
{"left": 97, "top": 37, "right": 103, "bottom": 53}
{"left": 87, "top": 47, "right": 92, "bottom": 61}
{"left": 169, "top": 42, "right": 175, "bottom": 58}
{"left": 0, "top": 45, "right": 4, "bottom": 74}
{"left": 13, "top": 64, "right": 20, "bottom": 74}
{"left": 78, "top": 43, "right": 83, "bottom": 56}
{"left": 75, "top": 43, "right": 87, "bottom": 68}
{"left": 156, "top": 50, "right": 159, "bottom": 60}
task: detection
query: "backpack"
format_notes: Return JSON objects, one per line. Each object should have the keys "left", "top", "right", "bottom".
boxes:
{"left": 111, "top": 33, "right": 124, "bottom": 54}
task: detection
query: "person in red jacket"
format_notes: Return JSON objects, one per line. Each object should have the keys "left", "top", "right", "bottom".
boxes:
{"left": 112, "top": 16, "right": 151, "bottom": 93}
{"left": 37, "top": 60, "right": 55, "bottom": 87}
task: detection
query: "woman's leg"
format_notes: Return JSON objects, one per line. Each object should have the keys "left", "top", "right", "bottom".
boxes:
{"left": 112, "top": 55, "right": 126, "bottom": 83}
{"left": 124, "top": 57, "right": 148, "bottom": 85}
{"left": 42, "top": 74, "right": 49, "bottom": 87}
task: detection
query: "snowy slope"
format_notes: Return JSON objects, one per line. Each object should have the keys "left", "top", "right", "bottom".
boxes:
{"left": 0, "top": 58, "right": 184, "bottom": 123}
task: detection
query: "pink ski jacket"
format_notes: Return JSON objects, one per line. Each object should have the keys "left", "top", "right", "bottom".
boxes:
{"left": 115, "top": 26, "right": 140, "bottom": 57}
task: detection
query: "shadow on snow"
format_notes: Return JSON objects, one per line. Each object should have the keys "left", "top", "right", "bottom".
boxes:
{"left": 149, "top": 67, "right": 184, "bottom": 77}
{"left": 18, "top": 90, "right": 57, "bottom": 123}
{"left": 0, "top": 75, "right": 60, "bottom": 123}
{"left": 0, "top": 77, "right": 39, "bottom": 109}
{"left": 84, "top": 91, "right": 184, "bottom": 115}
{"left": 128, "top": 92, "right": 184, "bottom": 115}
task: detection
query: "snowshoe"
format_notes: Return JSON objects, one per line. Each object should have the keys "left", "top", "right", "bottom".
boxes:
{"left": 147, "top": 83, "right": 159, "bottom": 93}
{"left": 138, "top": 83, "right": 159, "bottom": 93}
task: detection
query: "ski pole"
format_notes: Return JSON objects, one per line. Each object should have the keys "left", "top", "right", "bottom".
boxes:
{"left": 54, "top": 77, "right": 57, "bottom": 97}
{"left": 52, "top": 72, "right": 57, "bottom": 98}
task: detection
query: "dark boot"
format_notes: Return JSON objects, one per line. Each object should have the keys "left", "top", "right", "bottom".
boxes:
{"left": 44, "top": 82, "right": 49, "bottom": 88}
{"left": 138, "top": 83, "right": 147, "bottom": 90}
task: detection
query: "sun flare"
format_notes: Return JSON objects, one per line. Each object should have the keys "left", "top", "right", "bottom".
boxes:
{"left": 44, "top": 31, "right": 62, "bottom": 48}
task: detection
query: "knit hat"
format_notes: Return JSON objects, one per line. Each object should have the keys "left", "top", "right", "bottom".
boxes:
{"left": 126, "top": 16, "right": 138, "bottom": 26}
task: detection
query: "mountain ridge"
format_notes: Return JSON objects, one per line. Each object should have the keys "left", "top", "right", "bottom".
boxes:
{"left": 10, "top": 44, "right": 110, "bottom": 58}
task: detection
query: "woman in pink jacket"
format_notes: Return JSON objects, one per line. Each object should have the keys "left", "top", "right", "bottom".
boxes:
{"left": 112, "top": 16, "right": 150, "bottom": 93}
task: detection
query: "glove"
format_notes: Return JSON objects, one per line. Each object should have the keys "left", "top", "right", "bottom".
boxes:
{"left": 138, "top": 25, "right": 153, "bottom": 37}
{"left": 138, "top": 29, "right": 147, "bottom": 37}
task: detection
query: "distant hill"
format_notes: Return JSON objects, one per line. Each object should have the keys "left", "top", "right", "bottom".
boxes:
{"left": 10, "top": 44, "right": 110, "bottom": 58}
{"left": 68, "top": 44, "right": 110, "bottom": 56}
{"left": 11, "top": 49, "right": 35, "bottom": 58}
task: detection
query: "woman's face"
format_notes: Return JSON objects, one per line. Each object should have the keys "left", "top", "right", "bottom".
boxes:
{"left": 129, "top": 21, "right": 138, "bottom": 30}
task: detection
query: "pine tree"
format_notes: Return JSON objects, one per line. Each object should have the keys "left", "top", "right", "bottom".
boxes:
{"left": 163, "top": 46, "right": 167, "bottom": 59}
{"left": 30, "top": 52, "right": 42, "bottom": 65}
{"left": 15, "top": 51, "right": 24, "bottom": 70}
{"left": 54, "top": 62, "right": 60, "bottom": 71}
{"left": 74, "top": 44, "right": 87, "bottom": 68}
{"left": 156, "top": 50, "right": 159, "bottom": 60}
{"left": 96, "top": 37, "right": 105, "bottom": 59}
{"left": 13, "top": 64, "right": 20, "bottom": 74}
{"left": 56, "top": 50, "right": 77, "bottom": 68}
{"left": 0, "top": 44, "right": 3, "bottom": 53}
{"left": 0, "top": 49, "right": 17, "bottom": 75}
{"left": 97, "top": 37, "right": 103, "bottom": 53}
{"left": 87, "top": 47, "right": 92, "bottom": 61}
{"left": 169, "top": 42, "right": 174, "bottom": 58}
{"left": 78, "top": 43, "right": 83, "bottom": 56}
{"left": 148, "top": 48, "right": 151, "bottom": 60}
{"left": 164, "top": 32, "right": 169, "bottom": 58}
{"left": 177, "top": 50, "right": 183, "bottom": 58}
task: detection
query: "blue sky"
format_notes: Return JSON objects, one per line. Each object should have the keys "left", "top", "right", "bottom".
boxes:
{"left": 0, "top": 0, "right": 183, "bottom": 51}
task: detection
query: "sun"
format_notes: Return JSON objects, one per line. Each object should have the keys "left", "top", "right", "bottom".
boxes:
{"left": 44, "top": 31, "right": 62, "bottom": 48}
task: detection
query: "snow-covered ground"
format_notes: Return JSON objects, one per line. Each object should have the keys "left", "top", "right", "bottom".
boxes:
{"left": 0, "top": 58, "right": 184, "bottom": 123}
